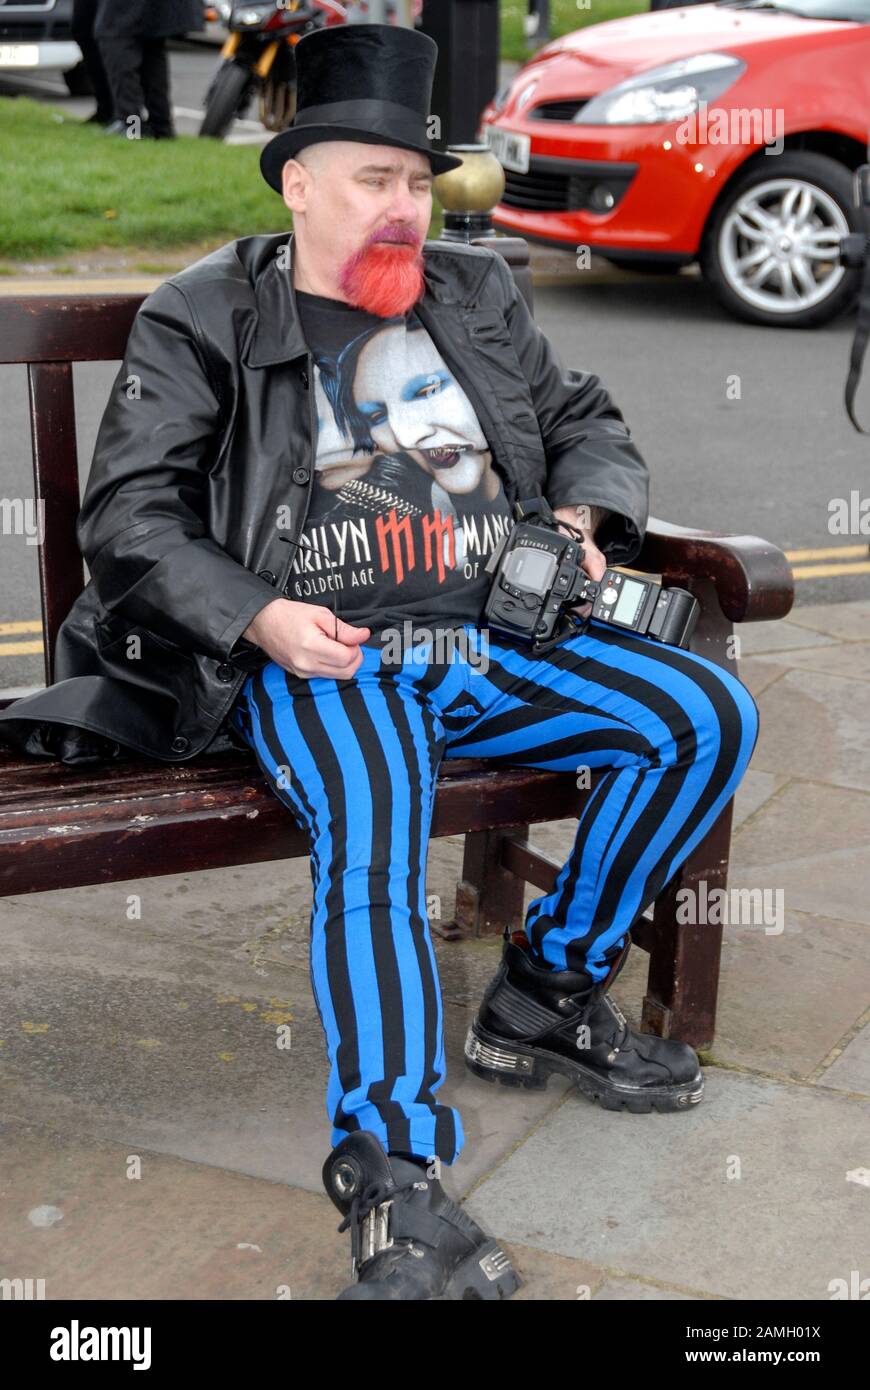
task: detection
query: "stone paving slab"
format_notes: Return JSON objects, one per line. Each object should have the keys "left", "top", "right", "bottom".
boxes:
{"left": 593, "top": 1278, "right": 701, "bottom": 1300}
{"left": 464, "top": 1070, "right": 870, "bottom": 1301}
{"left": 783, "top": 600, "right": 870, "bottom": 645}
{"left": 751, "top": 668, "right": 870, "bottom": 792}
{"left": 730, "top": 768, "right": 789, "bottom": 829}
{"left": 731, "top": 779, "right": 870, "bottom": 930}
{"left": 0, "top": 1118, "right": 343, "bottom": 1301}
{"left": 819, "top": 1018, "right": 870, "bottom": 1096}
{"left": 710, "top": 908, "right": 870, "bottom": 1081}
{"left": 737, "top": 657, "right": 791, "bottom": 703}
{"left": 751, "top": 642, "right": 870, "bottom": 683}
{"left": 733, "top": 778, "right": 870, "bottom": 865}
{"left": 736, "top": 620, "right": 840, "bottom": 656}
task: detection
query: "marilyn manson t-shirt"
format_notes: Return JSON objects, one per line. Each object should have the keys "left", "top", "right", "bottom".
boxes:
{"left": 286, "top": 288, "right": 515, "bottom": 643}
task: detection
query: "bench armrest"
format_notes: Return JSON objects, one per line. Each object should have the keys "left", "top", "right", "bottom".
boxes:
{"left": 633, "top": 517, "right": 794, "bottom": 624}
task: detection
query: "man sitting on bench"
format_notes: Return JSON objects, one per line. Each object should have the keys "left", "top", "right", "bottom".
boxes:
{"left": 0, "top": 24, "right": 760, "bottom": 1301}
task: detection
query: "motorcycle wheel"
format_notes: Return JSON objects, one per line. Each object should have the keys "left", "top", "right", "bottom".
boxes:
{"left": 199, "top": 61, "right": 255, "bottom": 140}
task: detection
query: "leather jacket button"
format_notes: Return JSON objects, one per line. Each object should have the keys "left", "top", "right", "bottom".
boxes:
{"left": 216, "top": 662, "right": 235, "bottom": 682}
{"left": 258, "top": 569, "right": 276, "bottom": 584}
{"left": 171, "top": 735, "right": 189, "bottom": 753}
{"left": 292, "top": 466, "right": 310, "bottom": 485}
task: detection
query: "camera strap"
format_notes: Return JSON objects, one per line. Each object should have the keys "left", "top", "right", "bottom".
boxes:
{"left": 845, "top": 239, "right": 870, "bottom": 435}
{"left": 514, "top": 494, "right": 555, "bottom": 523}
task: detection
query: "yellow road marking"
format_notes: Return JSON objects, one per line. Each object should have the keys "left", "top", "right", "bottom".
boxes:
{"left": 0, "top": 639, "right": 43, "bottom": 655}
{"left": 0, "top": 620, "right": 42, "bottom": 635}
{"left": 789, "top": 561, "right": 870, "bottom": 580}
{"left": 785, "top": 544, "right": 870, "bottom": 561}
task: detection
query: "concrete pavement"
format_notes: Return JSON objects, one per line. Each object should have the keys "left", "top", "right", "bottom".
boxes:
{"left": 1, "top": 599, "right": 869, "bottom": 1300}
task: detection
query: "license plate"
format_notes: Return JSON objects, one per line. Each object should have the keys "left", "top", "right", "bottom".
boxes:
{"left": 0, "top": 45, "right": 40, "bottom": 67}
{"left": 484, "top": 125, "right": 530, "bottom": 175}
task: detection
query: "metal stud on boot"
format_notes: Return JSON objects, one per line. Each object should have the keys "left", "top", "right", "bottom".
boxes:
{"left": 465, "top": 935, "right": 704, "bottom": 1113}
{"left": 322, "top": 1132, "right": 521, "bottom": 1300}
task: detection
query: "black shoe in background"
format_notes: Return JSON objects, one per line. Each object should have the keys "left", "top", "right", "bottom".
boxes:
{"left": 465, "top": 934, "right": 704, "bottom": 1112}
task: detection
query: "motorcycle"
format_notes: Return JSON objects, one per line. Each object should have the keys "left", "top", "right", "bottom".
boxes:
{"left": 200, "top": 1, "right": 421, "bottom": 141}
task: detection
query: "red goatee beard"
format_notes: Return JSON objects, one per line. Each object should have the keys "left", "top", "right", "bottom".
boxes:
{"left": 338, "top": 226, "right": 426, "bottom": 317}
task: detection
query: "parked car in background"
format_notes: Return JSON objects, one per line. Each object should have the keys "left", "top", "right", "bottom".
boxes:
{"left": 0, "top": 0, "right": 88, "bottom": 92}
{"left": 480, "top": 0, "right": 870, "bottom": 327}
{"left": 0, "top": 2, "right": 230, "bottom": 96}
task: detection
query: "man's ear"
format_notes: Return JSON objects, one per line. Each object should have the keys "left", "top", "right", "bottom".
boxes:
{"left": 281, "top": 158, "right": 306, "bottom": 213}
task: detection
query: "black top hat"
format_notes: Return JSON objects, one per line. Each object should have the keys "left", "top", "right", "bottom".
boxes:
{"left": 260, "top": 22, "right": 464, "bottom": 193}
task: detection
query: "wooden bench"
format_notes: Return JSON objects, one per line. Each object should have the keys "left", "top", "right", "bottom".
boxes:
{"left": 0, "top": 244, "right": 795, "bottom": 1049}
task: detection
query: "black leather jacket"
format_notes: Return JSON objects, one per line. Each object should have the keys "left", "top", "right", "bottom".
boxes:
{"left": 0, "top": 231, "right": 649, "bottom": 765}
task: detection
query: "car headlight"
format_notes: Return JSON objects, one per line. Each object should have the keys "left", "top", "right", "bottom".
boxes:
{"left": 575, "top": 53, "right": 746, "bottom": 126}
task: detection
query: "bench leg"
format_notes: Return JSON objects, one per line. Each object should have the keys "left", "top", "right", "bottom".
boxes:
{"left": 435, "top": 826, "right": 530, "bottom": 941}
{"left": 640, "top": 799, "right": 734, "bottom": 1050}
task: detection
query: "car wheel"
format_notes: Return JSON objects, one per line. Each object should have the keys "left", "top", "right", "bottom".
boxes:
{"left": 700, "top": 152, "right": 860, "bottom": 328}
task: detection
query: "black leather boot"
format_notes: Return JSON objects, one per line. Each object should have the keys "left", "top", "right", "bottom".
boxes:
{"left": 465, "top": 935, "right": 703, "bottom": 1113}
{"left": 322, "top": 1132, "right": 521, "bottom": 1300}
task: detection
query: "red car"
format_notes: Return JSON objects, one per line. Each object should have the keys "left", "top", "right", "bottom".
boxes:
{"left": 479, "top": 0, "right": 870, "bottom": 327}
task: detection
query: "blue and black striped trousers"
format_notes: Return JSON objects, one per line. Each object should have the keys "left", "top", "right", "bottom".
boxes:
{"left": 229, "top": 619, "right": 759, "bottom": 1166}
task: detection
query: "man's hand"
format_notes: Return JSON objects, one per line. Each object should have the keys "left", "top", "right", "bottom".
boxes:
{"left": 552, "top": 504, "right": 608, "bottom": 620}
{"left": 243, "top": 599, "right": 371, "bottom": 679}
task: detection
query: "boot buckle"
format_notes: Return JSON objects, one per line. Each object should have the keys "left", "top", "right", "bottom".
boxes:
{"left": 352, "top": 1199, "right": 394, "bottom": 1278}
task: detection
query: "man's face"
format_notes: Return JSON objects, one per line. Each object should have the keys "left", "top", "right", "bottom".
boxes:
{"left": 281, "top": 141, "right": 434, "bottom": 317}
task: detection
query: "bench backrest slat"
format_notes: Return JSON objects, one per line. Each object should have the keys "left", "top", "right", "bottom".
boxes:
{"left": 27, "top": 361, "right": 85, "bottom": 684}
{"left": 2, "top": 295, "right": 144, "bottom": 694}
{"left": 0, "top": 296, "right": 142, "bottom": 365}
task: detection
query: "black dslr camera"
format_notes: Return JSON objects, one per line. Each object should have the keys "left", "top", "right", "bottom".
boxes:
{"left": 484, "top": 497, "right": 700, "bottom": 654}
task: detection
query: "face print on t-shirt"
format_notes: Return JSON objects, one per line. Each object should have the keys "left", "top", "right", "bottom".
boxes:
{"left": 287, "top": 298, "right": 514, "bottom": 627}
{"left": 309, "top": 313, "right": 501, "bottom": 506}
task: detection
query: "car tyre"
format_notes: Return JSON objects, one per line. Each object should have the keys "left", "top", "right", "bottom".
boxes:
{"left": 700, "top": 152, "right": 861, "bottom": 328}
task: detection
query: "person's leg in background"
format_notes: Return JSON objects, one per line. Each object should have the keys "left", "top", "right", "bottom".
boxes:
{"left": 229, "top": 649, "right": 521, "bottom": 1299}
{"left": 140, "top": 37, "right": 175, "bottom": 138}
{"left": 71, "top": 0, "right": 115, "bottom": 124}
{"left": 97, "top": 33, "right": 147, "bottom": 135}
{"left": 447, "top": 618, "right": 759, "bottom": 1107}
